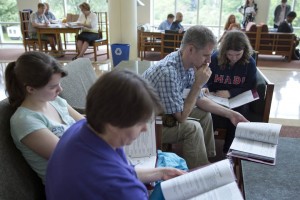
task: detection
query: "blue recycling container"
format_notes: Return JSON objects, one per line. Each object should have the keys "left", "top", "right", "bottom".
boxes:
{"left": 111, "top": 43, "right": 130, "bottom": 67}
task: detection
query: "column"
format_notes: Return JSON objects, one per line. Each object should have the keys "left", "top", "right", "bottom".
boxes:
{"left": 108, "top": 0, "right": 137, "bottom": 60}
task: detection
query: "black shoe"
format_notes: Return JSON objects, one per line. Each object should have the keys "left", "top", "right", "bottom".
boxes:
{"left": 72, "top": 56, "right": 77, "bottom": 61}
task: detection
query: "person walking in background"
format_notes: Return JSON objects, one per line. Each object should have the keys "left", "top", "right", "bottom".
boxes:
{"left": 72, "top": 2, "right": 99, "bottom": 60}
{"left": 170, "top": 12, "right": 184, "bottom": 33}
{"left": 158, "top": 13, "right": 175, "bottom": 30}
{"left": 205, "top": 30, "right": 257, "bottom": 153}
{"left": 277, "top": 11, "right": 300, "bottom": 60}
{"left": 274, "top": 0, "right": 291, "bottom": 28}
{"left": 238, "top": 0, "right": 258, "bottom": 29}
{"left": 46, "top": 69, "right": 185, "bottom": 199}
{"left": 143, "top": 25, "right": 248, "bottom": 169}
{"left": 5, "top": 51, "right": 84, "bottom": 183}
{"left": 44, "top": 2, "right": 56, "bottom": 23}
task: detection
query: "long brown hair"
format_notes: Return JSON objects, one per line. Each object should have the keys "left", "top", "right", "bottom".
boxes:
{"left": 224, "top": 14, "right": 236, "bottom": 30}
{"left": 5, "top": 51, "right": 67, "bottom": 108}
{"left": 217, "top": 30, "right": 253, "bottom": 67}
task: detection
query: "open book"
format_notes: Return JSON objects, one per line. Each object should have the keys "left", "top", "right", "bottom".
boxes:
{"left": 160, "top": 159, "right": 243, "bottom": 200}
{"left": 206, "top": 89, "right": 259, "bottom": 109}
{"left": 124, "top": 117, "right": 161, "bottom": 169}
{"left": 227, "top": 122, "right": 282, "bottom": 165}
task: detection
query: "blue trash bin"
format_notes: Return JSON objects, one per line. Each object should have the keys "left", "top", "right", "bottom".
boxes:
{"left": 111, "top": 43, "right": 130, "bottom": 67}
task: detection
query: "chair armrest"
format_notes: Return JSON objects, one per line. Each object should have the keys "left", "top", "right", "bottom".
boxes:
{"left": 249, "top": 68, "right": 274, "bottom": 122}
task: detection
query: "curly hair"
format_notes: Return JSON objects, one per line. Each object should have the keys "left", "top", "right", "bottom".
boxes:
{"left": 217, "top": 30, "right": 253, "bottom": 67}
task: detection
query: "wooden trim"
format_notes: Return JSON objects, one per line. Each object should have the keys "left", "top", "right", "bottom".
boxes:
{"left": 256, "top": 68, "right": 274, "bottom": 122}
{"left": 245, "top": 26, "right": 295, "bottom": 62}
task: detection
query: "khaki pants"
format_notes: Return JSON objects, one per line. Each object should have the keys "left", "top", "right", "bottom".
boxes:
{"left": 162, "top": 107, "right": 215, "bottom": 169}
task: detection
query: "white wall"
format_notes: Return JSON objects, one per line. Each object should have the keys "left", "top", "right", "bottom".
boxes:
{"left": 137, "top": 0, "right": 151, "bottom": 25}
{"left": 255, "top": 0, "right": 271, "bottom": 24}
{"left": 17, "top": 0, "right": 40, "bottom": 11}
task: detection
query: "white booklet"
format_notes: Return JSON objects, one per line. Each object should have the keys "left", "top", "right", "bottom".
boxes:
{"left": 66, "top": 22, "right": 83, "bottom": 28}
{"left": 206, "top": 89, "right": 259, "bottom": 109}
{"left": 124, "top": 117, "right": 161, "bottom": 169}
{"left": 160, "top": 159, "right": 243, "bottom": 200}
{"left": 227, "top": 122, "right": 282, "bottom": 165}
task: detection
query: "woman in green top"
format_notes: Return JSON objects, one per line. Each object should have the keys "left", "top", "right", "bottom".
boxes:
{"left": 5, "top": 51, "right": 84, "bottom": 183}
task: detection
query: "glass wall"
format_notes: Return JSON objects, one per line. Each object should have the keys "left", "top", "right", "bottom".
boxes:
{"left": 153, "top": 0, "right": 300, "bottom": 40}
{"left": 0, "top": 0, "right": 20, "bottom": 43}
{"left": 0, "top": 0, "right": 108, "bottom": 44}
{"left": 0, "top": 0, "right": 299, "bottom": 44}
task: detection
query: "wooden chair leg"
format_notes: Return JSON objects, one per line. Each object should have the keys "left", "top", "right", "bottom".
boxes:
{"left": 106, "top": 44, "right": 109, "bottom": 59}
{"left": 63, "top": 33, "right": 67, "bottom": 49}
{"left": 94, "top": 45, "right": 97, "bottom": 61}
{"left": 24, "top": 43, "right": 28, "bottom": 52}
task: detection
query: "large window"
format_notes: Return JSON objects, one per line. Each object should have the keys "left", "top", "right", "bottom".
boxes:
{"left": 0, "top": 0, "right": 108, "bottom": 44}
{"left": 45, "top": 0, "right": 108, "bottom": 20}
{"left": 153, "top": 0, "right": 300, "bottom": 40}
{"left": 0, "top": 0, "right": 19, "bottom": 43}
{"left": 267, "top": 0, "right": 300, "bottom": 45}
{"left": 153, "top": 0, "right": 243, "bottom": 39}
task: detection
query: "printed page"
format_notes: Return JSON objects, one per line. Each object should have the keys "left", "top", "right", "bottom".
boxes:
{"left": 230, "top": 137, "right": 277, "bottom": 161}
{"left": 229, "top": 90, "right": 259, "bottom": 109}
{"left": 124, "top": 120, "right": 156, "bottom": 168}
{"left": 235, "top": 122, "right": 281, "bottom": 144}
{"left": 161, "top": 160, "right": 236, "bottom": 200}
{"left": 187, "top": 182, "right": 243, "bottom": 200}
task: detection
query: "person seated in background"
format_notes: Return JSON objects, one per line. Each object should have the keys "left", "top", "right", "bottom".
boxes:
{"left": 204, "top": 30, "right": 257, "bottom": 154}
{"left": 72, "top": 2, "right": 99, "bottom": 60}
{"left": 4, "top": 51, "right": 84, "bottom": 184}
{"left": 170, "top": 12, "right": 184, "bottom": 33}
{"left": 28, "top": 3, "right": 58, "bottom": 51}
{"left": 224, "top": 14, "right": 241, "bottom": 31}
{"left": 277, "top": 11, "right": 300, "bottom": 60}
{"left": 274, "top": 0, "right": 291, "bottom": 28}
{"left": 143, "top": 25, "right": 248, "bottom": 169}
{"left": 158, "top": 13, "right": 175, "bottom": 30}
{"left": 45, "top": 69, "right": 185, "bottom": 199}
{"left": 218, "top": 14, "right": 241, "bottom": 43}
{"left": 44, "top": 2, "right": 56, "bottom": 23}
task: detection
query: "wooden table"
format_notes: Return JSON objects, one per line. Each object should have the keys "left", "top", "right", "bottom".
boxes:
{"left": 36, "top": 24, "right": 81, "bottom": 53}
